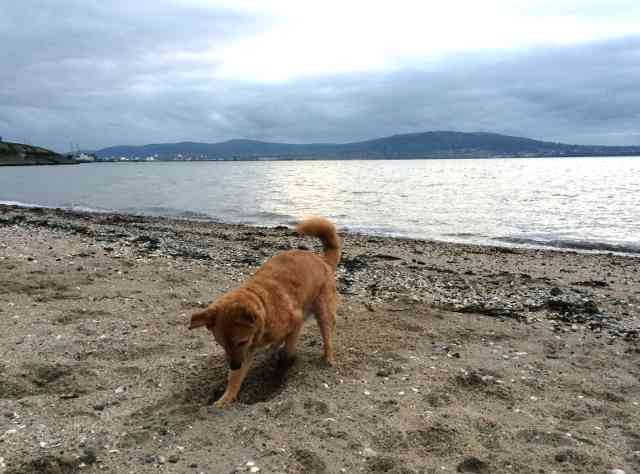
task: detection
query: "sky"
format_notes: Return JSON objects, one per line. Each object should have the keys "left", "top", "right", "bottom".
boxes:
{"left": 1, "top": 0, "right": 639, "bottom": 152}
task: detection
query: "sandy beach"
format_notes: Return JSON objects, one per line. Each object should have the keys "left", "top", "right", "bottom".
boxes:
{"left": 0, "top": 204, "right": 639, "bottom": 473}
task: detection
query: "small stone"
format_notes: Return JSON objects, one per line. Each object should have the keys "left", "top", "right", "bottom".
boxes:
{"left": 59, "top": 393, "right": 79, "bottom": 400}
{"left": 168, "top": 455, "right": 179, "bottom": 463}
{"left": 157, "top": 455, "right": 166, "bottom": 464}
{"left": 606, "top": 470, "right": 625, "bottom": 474}
{"left": 362, "top": 447, "right": 378, "bottom": 458}
{"left": 376, "top": 368, "right": 392, "bottom": 377}
{"left": 80, "top": 447, "right": 97, "bottom": 465}
{"left": 250, "top": 467, "right": 260, "bottom": 473}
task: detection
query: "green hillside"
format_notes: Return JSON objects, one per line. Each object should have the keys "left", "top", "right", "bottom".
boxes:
{"left": 0, "top": 141, "right": 77, "bottom": 166}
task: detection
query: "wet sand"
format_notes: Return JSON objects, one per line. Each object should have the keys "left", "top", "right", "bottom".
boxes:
{"left": 0, "top": 204, "right": 639, "bottom": 473}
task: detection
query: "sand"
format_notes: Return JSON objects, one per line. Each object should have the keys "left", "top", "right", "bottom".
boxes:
{"left": 0, "top": 204, "right": 639, "bottom": 473}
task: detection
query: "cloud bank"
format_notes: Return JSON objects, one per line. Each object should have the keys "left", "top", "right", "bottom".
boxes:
{"left": 1, "top": 0, "right": 639, "bottom": 151}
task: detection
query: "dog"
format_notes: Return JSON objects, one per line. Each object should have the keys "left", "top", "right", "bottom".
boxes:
{"left": 189, "top": 217, "right": 340, "bottom": 406}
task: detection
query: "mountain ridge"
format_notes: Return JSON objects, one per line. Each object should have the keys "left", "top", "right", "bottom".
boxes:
{"left": 94, "top": 131, "right": 640, "bottom": 160}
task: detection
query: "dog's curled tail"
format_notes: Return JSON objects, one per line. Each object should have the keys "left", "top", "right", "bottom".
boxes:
{"left": 296, "top": 217, "right": 341, "bottom": 270}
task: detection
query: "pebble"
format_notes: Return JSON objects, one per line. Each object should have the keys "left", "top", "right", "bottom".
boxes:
{"left": 80, "top": 447, "right": 97, "bottom": 465}
{"left": 362, "top": 447, "right": 378, "bottom": 458}
{"left": 606, "top": 470, "right": 625, "bottom": 474}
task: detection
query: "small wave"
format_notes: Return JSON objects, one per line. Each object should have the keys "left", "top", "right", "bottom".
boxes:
{"left": 493, "top": 236, "right": 640, "bottom": 255}
{"left": 124, "top": 206, "right": 218, "bottom": 222}
{"left": 444, "top": 232, "right": 482, "bottom": 238}
{"left": 245, "top": 211, "right": 297, "bottom": 224}
{"left": 341, "top": 224, "right": 409, "bottom": 238}
{"left": 0, "top": 200, "right": 112, "bottom": 214}
{"left": 0, "top": 200, "right": 51, "bottom": 209}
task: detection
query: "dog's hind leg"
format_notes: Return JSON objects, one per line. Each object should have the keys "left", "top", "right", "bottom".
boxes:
{"left": 312, "top": 286, "right": 337, "bottom": 366}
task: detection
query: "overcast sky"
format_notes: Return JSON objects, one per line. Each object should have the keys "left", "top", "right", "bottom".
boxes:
{"left": 1, "top": 0, "right": 639, "bottom": 151}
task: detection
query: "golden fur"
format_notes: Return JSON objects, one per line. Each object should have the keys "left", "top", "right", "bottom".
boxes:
{"left": 189, "top": 217, "right": 341, "bottom": 406}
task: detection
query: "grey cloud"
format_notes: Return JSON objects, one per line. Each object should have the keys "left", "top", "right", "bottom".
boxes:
{"left": 1, "top": 2, "right": 639, "bottom": 150}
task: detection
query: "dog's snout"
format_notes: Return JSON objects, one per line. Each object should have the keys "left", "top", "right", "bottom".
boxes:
{"left": 229, "top": 360, "right": 242, "bottom": 371}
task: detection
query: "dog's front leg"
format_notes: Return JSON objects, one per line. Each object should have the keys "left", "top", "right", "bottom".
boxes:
{"left": 214, "top": 357, "right": 253, "bottom": 407}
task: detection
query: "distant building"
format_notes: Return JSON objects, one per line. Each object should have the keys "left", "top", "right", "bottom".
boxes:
{"left": 66, "top": 152, "right": 96, "bottom": 162}
{"left": 75, "top": 152, "right": 95, "bottom": 162}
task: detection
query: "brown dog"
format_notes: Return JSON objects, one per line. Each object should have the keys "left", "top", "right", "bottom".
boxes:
{"left": 189, "top": 217, "right": 340, "bottom": 406}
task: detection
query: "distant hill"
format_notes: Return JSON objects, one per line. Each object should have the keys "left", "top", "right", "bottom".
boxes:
{"left": 0, "top": 141, "right": 77, "bottom": 166}
{"left": 95, "top": 131, "right": 640, "bottom": 160}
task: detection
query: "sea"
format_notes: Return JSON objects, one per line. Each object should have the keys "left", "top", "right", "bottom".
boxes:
{"left": 1, "top": 157, "right": 639, "bottom": 255}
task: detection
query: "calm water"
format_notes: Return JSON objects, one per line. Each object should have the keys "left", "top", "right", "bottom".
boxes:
{"left": 1, "top": 158, "right": 639, "bottom": 254}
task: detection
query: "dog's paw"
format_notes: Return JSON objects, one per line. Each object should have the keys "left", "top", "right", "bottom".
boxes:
{"left": 212, "top": 397, "right": 234, "bottom": 408}
{"left": 323, "top": 356, "right": 337, "bottom": 367}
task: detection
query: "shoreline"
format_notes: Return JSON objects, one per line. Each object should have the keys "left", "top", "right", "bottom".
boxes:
{"left": 1, "top": 204, "right": 639, "bottom": 473}
{"left": 2, "top": 202, "right": 639, "bottom": 258}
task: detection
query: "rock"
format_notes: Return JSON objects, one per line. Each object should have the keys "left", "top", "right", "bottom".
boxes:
{"left": 362, "top": 447, "right": 378, "bottom": 458}
{"left": 293, "top": 449, "right": 326, "bottom": 473}
{"left": 574, "top": 279, "right": 609, "bottom": 288}
{"left": 606, "top": 470, "right": 625, "bottom": 474}
{"left": 376, "top": 368, "right": 392, "bottom": 377}
{"left": 547, "top": 295, "right": 599, "bottom": 316}
{"left": 79, "top": 447, "right": 97, "bottom": 465}
{"left": 168, "top": 454, "right": 179, "bottom": 463}
{"left": 59, "top": 392, "right": 79, "bottom": 400}
{"left": 340, "top": 255, "right": 368, "bottom": 273}
{"left": 132, "top": 235, "right": 161, "bottom": 251}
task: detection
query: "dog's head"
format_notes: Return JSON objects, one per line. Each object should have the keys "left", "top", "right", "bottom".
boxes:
{"left": 189, "top": 300, "right": 261, "bottom": 371}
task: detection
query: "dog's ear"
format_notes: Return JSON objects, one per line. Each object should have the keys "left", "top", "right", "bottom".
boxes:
{"left": 189, "top": 308, "right": 216, "bottom": 330}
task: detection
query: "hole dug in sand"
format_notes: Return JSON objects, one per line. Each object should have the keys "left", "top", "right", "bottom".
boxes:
{"left": 207, "top": 349, "right": 295, "bottom": 405}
